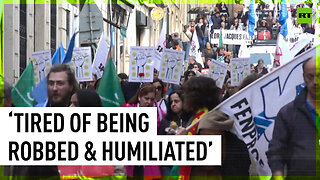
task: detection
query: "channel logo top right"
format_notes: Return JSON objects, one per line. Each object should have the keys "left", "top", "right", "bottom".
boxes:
{"left": 297, "top": 8, "right": 312, "bottom": 23}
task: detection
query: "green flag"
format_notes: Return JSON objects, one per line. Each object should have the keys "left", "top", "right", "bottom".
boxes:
{"left": 11, "top": 62, "right": 37, "bottom": 107}
{"left": 218, "top": 28, "right": 223, "bottom": 47}
{"left": 97, "top": 55, "right": 125, "bottom": 107}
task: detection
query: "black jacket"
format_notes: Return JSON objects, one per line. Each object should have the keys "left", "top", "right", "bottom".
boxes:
{"left": 267, "top": 88, "right": 319, "bottom": 176}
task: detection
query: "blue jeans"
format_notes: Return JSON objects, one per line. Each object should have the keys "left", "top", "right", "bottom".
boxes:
{"left": 233, "top": 45, "right": 240, "bottom": 58}
{"left": 182, "top": 42, "right": 190, "bottom": 60}
{"left": 203, "top": 36, "right": 209, "bottom": 47}
{"left": 198, "top": 35, "right": 204, "bottom": 51}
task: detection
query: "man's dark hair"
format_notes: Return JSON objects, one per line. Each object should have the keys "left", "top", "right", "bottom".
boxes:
{"left": 258, "top": 59, "right": 264, "bottom": 64}
{"left": 118, "top": 73, "right": 128, "bottom": 81}
{"left": 47, "top": 64, "right": 78, "bottom": 95}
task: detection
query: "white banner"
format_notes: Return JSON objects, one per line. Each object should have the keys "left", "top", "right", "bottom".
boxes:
{"left": 210, "top": 30, "right": 253, "bottom": 45}
{"left": 230, "top": 58, "right": 251, "bottom": 86}
{"left": 70, "top": 47, "right": 93, "bottom": 82}
{"left": 31, "top": 50, "right": 52, "bottom": 84}
{"left": 92, "top": 33, "right": 109, "bottom": 79}
{"left": 128, "top": 46, "right": 155, "bottom": 83}
{"left": 208, "top": 60, "right": 228, "bottom": 89}
{"left": 0, "top": 107, "right": 221, "bottom": 166}
{"left": 217, "top": 47, "right": 315, "bottom": 176}
{"left": 158, "top": 49, "right": 185, "bottom": 85}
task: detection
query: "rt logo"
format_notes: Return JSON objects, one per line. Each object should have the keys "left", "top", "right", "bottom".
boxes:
{"left": 297, "top": 8, "right": 312, "bottom": 23}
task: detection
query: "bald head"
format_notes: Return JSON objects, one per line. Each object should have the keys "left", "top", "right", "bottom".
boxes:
{"left": 302, "top": 57, "right": 317, "bottom": 101}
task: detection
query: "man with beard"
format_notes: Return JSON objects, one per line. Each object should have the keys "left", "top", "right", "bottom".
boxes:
{"left": 11, "top": 64, "right": 78, "bottom": 179}
{"left": 47, "top": 64, "right": 78, "bottom": 107}
{"left": 267, "top": 57, "right": 320, "bottom": 178}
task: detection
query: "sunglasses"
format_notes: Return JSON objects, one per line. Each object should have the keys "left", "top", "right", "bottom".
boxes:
{"left": 155, "top": 86, "right": 163, "bottom": 91}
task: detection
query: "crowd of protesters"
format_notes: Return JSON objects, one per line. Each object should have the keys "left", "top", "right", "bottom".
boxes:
{"left": 2, "top": 52, "right": 275, "bottom": 179}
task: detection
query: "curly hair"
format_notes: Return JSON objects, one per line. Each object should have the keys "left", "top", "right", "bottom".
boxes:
{"left": 183, "top": 76, "right": 221, "bottom": 111}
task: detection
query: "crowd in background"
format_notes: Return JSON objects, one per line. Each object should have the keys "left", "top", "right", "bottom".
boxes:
{"left": 166, "top": 3, "right": 315, "bottom": 65}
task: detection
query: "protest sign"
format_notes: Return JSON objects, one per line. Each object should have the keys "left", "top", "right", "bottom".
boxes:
{"left": 230, "top": 58, "right": 251, "bottom": 86}
{"left": 208, "top": 60, "right": 228, "bottom": 89}
{"left": 158, "top": 49, "right": 185, "bottom": 85}
{"left": 129, "top": 46, "right": 155, "bottom": 82}
{"left": 70, "top": 47, "right": 93, "bottom": 82}
{"left": 31, "top": 50, "right": 52, "bottom": 84}
{"left": 211, "top": 30, "right": 253, "bottom": 45}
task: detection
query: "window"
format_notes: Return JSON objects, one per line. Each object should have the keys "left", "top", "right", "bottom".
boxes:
{"left": 19, "top": 0, "right": 27, "bottom": 75}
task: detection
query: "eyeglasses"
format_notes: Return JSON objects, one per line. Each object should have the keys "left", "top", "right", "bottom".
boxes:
{"left": 155, "top": 86, "right": 162, "bottom": 91}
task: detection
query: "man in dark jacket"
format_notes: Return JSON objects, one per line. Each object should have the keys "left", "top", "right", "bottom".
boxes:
{"left": 267, "top": 57, "right": 319, "bottom": 178}
{"left": 211, "top": 11, "right": 221, "bottom": 31}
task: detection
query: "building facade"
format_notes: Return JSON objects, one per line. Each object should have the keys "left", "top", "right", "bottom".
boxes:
{"left": 4, "top": 0, "right": 192, "bottom": 84}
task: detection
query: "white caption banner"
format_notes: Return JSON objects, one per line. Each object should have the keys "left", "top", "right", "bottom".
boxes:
{"left": 0, "top": 107, "right": 221, "bottom": 166}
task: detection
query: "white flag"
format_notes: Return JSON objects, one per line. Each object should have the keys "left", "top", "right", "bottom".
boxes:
{"left": 92, "top": 33, "right": 109, "bottom": 79}
{"left": 274, "top": 34, "right": 290, "bottom": 66}
{"left": 154, "top": 22, "right": 167, "bottom": 71}
{"left": 189, "top": 28, "right": 203, "bottom": 67}
{"left": 238, "top": 43, "right": 250, "bottom": 58}
{"left": 278, "top": 33, "right": 313, "bottom": 66}
{"left": 156, "top": 21, "right": 166, "bottom": 53}
{"left": 217, "top": 47, "right": 315, "bottom": 176}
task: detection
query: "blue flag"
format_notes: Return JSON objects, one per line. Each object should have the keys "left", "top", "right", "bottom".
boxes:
{"left": 32, "top": 78, "right": 48, "bottom": 107}
{"left": 52, "top": 42, "right": 66, "bottom": 65}
{"left": 62, "top": 33, "right": 76, "bottom": 64}
{"left": 110, "top": 26, "right": 114, "bottom": 47}
{"left": 248, "top": 0, "right": 255, "bottom": 37}
{"left": 52, "top": 46, "right": 61, "bottom": 65}
{"left": 279, "top": 0, "right": 288, "bottom": 37}
{"left": 60, "top": 42, "right": 65, "bottom": 61}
